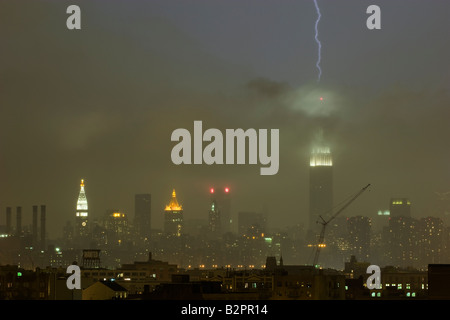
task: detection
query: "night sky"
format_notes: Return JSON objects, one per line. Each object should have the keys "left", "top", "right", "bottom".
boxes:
{"left": 1, "top": 0, "right": 449, "bottom": 239}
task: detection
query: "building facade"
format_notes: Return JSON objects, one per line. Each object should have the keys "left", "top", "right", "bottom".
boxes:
{"left": 134, "top": 194, "right": 151, "bottom": 241}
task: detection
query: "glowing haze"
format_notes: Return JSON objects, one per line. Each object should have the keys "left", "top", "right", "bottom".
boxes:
{"left": 0, "top": 0, "right": 450, "bottom": 238}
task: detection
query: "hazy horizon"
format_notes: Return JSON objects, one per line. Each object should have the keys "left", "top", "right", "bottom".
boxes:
{"left": 1, "top": 0, "right": 449, "bottom": 239}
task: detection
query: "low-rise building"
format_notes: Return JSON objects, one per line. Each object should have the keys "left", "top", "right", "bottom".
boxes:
{"left": 82, "top": 280, "right": 128, "bottom": 300}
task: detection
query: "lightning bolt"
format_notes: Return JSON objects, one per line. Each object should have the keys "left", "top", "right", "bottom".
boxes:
{"left": 313, "top": 0, "right": 322, "bottom": 82}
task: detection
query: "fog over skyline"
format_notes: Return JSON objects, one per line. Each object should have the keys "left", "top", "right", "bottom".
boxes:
{"left": 1, "top": 0, "right": 449, "bottom": 238}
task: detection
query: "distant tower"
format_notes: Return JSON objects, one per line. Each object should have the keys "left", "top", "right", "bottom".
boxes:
{"left": 309, "top": 146, "right": 333, "bottom": 232}
{"left": 134, "top": 194, "right": 151, "bottom": 240}
{"left": 388, "top": 216, "right": 417, "bottom": 268}
{"left": 5, "top": 207, "right": 11, "bottom": 235}
{"left": 387, "top": 198, "right": 414, "bottom": 268}
{"left": 32, "top": 205, "right": 38, "bottom": 245}
{"left": 106, "top": 210, "right": 129, "bottom": 246}
{"left": 16, "top": 206, "right": 22, "bottom": 237}
{"left": 209, "top": 187, "right": 232, "bottom": 234}
{"left": 221, "top": 187, "right": 232, "bottom": 233}
{"left": 164, "top": 189, "right": 183, "bottom": 237}
{"left": 75, "top": 179, "right": 89, "bottom": 241}
{"left": 40, "top": 205, "right": 46, "bottom": 250}
{"left": 208, "top": 199, "right": 221, "bottom": 234}
{"left": 347, "top": 216, "right": 371, "bottom": 261}
{"left": 418, "top": 217, "right": 444, "bottom": 265}
{"left": 390, "top": 198, "right": 411, "bottom": 218}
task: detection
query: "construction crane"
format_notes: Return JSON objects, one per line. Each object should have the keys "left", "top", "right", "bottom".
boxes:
{"left": 312, "top": 183, "right": 371, "bottom": 268}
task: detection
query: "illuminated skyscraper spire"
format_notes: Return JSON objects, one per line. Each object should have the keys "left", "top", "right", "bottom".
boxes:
{"left": 164, "top": 189, "right": 183, "bottom": 237}
{"left": 76, "top": 179, "right": 88, "bottom": 216}
{"left": 310, "top": 147, "right": 332, "bottom": 167}
{"left": 165, "top": 189, "right": 182, "bottom": 211}
{"left": 310, "top": 129, "right": 332, "bottom": 167}
{"left": 75, "top": 179, "right": 89, "bottom": 241}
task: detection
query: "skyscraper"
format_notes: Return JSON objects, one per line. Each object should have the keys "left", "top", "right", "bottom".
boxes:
{"left": 387, "top": 198, "right": 414, "bottom": 267}
{"left": 390, "top": 198, "right": 411, "bottom": 218}
{"left": 208, "top": 199, "right": 221, "bottom": 234}
{"left": 164, "top": 189, "right": 183, "bottom": 237}
{"left": 134, "top": 194, "right": 151, "bottom": 240}
{"left": 309, "top": 147, "right": 333, "bottom": 232}
{"left": 5, "top": 207, "right": 11, "bottom": 235}
{"left": 347, "top": 216, "right": 371, "bottom": 262}
{"left": 32, "top": 205, "right": 38, "bottom": 245}
{"left": 75, "top": 179, "right": 89, "bottom": 241}
{"left": 15, "top": 206, "right": 22, "bottom": 237}
{"left": 209, "top": 187, "right": 232, "bottom": 234}
{"left": 418, "top": 217, "right": 444, "bottom": 267}
{"left": 387, "top": 216, "right": 417, "bottom": 268}
{"left": 105, "top": 210, "right": 130, "bottom": 246}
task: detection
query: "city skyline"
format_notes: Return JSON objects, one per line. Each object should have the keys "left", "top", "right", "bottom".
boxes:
{"left": 1, "top": 0, "right": 450, "bottom": 264}
{"left": 3, "top": 175, "right": 445, "bottom": 242}
{"left": 2, "top": 177, "right": 449, "bottom": 272}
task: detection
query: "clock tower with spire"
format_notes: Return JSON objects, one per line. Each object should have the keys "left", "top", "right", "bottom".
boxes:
{"left": 75, "top": 179, "right": 89, "bottom": 242}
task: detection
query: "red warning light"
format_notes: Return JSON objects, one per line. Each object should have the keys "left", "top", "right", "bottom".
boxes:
{"left": 210, "top": 188, "right": 215, "bottom": 194}
{"left": 224, "top": 187, "right": 229, "bottom": 193}
{"left": 319, "top": 97, "right": 323, "bottom": 101}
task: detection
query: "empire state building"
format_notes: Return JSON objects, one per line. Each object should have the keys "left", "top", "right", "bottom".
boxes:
{"left": 76, "top": 179, "right": 89, "bottom": 240}
{"left": 309, "top": 147, "right": 333, "bottom": 232}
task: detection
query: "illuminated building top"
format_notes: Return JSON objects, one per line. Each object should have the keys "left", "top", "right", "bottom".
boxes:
{"left": 389, "top": 197, "right": 411, "bottom": 218}
{"left": 310, "top": 147, "right": 332, "bottom": 167}
{"left": 391, "top": 199, "right": 411, "bottom": 206}
{"left": 76, "top": 179, "right": 88, "bottom": 217}
{"left": 112, "top": 212, "right": 126, "bottom": 218}
{"left": 165, "top": 189, "right": 182, "bottom": 211}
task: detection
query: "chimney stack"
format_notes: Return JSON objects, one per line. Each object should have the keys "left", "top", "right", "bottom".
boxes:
{"left": 40, "top": 205, "right": 46, "bottom": 250}
{"left": 16, "top": 206, "right": 22, "bottom": 236}
{"left": 32, "top": 205, "right": 38, "bottom": 244}
{"left": 5, "top": 207, "right": 12, "bottom": 235}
